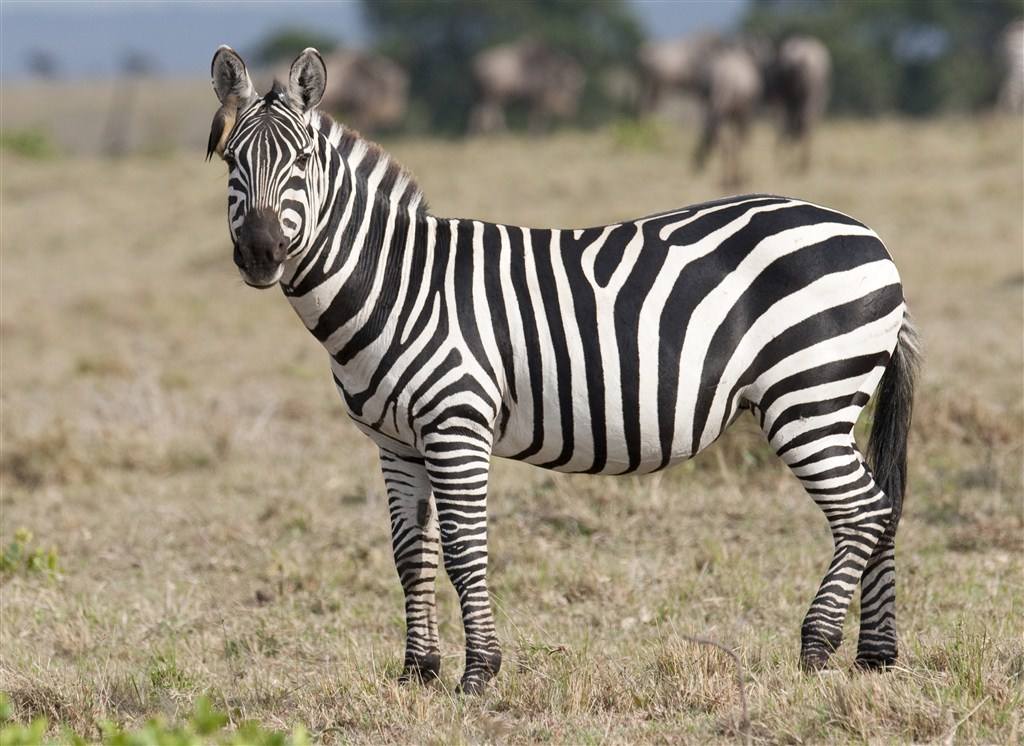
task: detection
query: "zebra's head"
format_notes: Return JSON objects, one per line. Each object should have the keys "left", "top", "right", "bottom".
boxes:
{"left": 209, "top": 46, "right": 326, "bottom": 289}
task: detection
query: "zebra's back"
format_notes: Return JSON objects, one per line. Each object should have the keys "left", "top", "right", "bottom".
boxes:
{"left": 489, "top": 194, "right": 904, "bottom": 475}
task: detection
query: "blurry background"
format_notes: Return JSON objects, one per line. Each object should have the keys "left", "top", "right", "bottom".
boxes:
{"left": 1, "top": 1, "right": 1022, "bottom": 742}
{"left": 2, "top": 0, "right": 1022, "bottom": 152}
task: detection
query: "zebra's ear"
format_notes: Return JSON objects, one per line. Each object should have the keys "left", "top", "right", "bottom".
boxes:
{"left": 211, "top": 45, "right": 255, "bottom": 106}
{"left": 287, "top": 48, "right": 327, "bottom": 112}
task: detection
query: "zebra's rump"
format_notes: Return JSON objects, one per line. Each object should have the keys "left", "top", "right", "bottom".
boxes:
{"left": 488, "top": 195, "right": 905, "bottom": 475}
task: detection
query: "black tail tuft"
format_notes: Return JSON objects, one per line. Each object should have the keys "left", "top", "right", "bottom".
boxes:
{"left": 868, "top": 315, "right": 921, "bottom": 530}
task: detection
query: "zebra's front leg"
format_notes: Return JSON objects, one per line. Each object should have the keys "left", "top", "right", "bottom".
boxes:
{"left": 380, "top": 449, "right": 442, "bottom": 683}
{"left": 422, "top": 434, "right": 500, "bottom": 694}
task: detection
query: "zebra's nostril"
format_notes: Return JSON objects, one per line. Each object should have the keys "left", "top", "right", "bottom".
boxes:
{"left": 238, "top": 211, "right": 287, "bottom": 260}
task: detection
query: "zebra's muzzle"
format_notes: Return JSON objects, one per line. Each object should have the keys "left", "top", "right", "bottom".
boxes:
{"left": 235, "top": 208, "right": 287, "bottom": 289}
{"left": 237, "top": 262, "right": 284, "bottom": 289}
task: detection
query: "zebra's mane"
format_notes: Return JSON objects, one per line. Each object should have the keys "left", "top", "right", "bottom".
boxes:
{"left": 312, "top": 110, "right": 428, "bottom": 215}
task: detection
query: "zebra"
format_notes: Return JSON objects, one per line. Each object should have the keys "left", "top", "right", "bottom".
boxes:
{"left": 208, "top": 46, "right": 920, "bottom": 693}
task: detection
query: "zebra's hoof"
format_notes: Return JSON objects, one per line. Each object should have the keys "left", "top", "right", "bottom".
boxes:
{"left": 799, "top": 642, "right": 838, "bottom": 672}
{"left": 456, "top": 674, "right": 491, "bottom": 695}
{"left": 456, "top": 649, "right": 501, "bottom": 695}
{"left": 398, "top": 652, "right": 441, "bottom": 684}
{"left": 799, "top": 652, "right": 833, "bottom": 672}
{"left": 855, "top": 653, "right": 897, "bottom": 671}
{"left": 800, "top": 627, "right": 842, "bottom": 672}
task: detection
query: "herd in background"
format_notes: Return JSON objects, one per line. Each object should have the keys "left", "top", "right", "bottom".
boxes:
{"left": 265, "top": 22, "right": 1023, "bottom": 188}
{"left": 639, "top": 33, "right": 831, "bottom": 186}
{"left": 266, "top": 33, "right": 835, "bottom": 187}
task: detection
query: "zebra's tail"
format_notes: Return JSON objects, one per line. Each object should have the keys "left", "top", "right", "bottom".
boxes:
{"left": 868, "top": 313, "right": 921, "bottom": 531}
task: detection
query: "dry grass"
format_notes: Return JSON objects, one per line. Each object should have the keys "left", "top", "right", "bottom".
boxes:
{"left": 1, "top": 116, "right": 1022, "bottom": 743}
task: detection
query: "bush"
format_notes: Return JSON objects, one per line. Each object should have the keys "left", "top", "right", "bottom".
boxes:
{"left": 0, "top": 130, "right": 56, "bottom": 159}
{"left": 252, "top": 28, "right": 338, "bottom": 66}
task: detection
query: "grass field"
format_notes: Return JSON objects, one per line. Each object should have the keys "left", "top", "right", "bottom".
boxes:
{"left": 1, "top": 117, "right": 1022, "bottom": 743}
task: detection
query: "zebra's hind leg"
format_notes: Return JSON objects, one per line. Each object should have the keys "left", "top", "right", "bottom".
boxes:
{"left": 380, "top": 449, "right": 442, "bottom": 683}
{"left": 754, "top": 374, "right": 893, "bottom": 670}
{"left": 855, "top": 327, "right": 919, "bottom": 671}
{"left": 782, "top": 437, "right": 892, "bottom": 670}
{"left": 855, "top": 528, "right": 899, "bottom": 670}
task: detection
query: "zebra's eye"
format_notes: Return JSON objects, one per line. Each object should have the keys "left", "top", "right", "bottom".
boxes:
{"left": 295, "top": 152, "right": 311, "bottom": 168}
{"left": 222, "top": 152, "right": 236, "bottom": 168}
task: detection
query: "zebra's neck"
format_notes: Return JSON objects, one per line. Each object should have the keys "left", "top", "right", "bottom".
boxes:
{"left": 280, "top": 112, "right": 433, "bottom": 368}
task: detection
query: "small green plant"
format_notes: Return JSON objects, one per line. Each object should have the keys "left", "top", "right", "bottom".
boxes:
{"left": 0, "top": 694, "right": 310, "bottom": 746}
{"left": 609, "top": 118, "right": 664, "bottom": 151}
{"left": 74, "top": 353, "right": 131, "bottom": 378}
{"left": 146, "top": 651, "right": 194, "bottom": 692}
{"left": 0, "top": 130, "right": 56, "bottom": 159}
{"left": 0, "top": 529, "right": 59, "bottom": 579}
{"left": 0, "top": 694, "right": 47, "bottom": 746}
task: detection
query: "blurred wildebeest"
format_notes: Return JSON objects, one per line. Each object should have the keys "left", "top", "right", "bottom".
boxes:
{"left": 767, "top": 35, "right": 831, "bottom": 171}
{"left": 470, "top": 39, "right": 585, "bottom": 134}
{"left": 265, "top": 49, "right": 408, "bottom": 132}
{"left": 599, "top": 65, "right": 644, "bottom": 117}
{"left": 637, "top": 33, "right": 721, "bottom": 111}
{"left": 639, "top": 35, "right": 762, "bottom": 188}
{"left": 997, "top": 20, "right": 1023, "bottom": 114}
{"left": 321, "top": 50, "right": 408, "bottom": 132}
{"left": 692, "top": 42, "right": 763, "bottom": 188}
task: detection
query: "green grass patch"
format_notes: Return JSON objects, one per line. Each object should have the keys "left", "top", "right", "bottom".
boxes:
{"left": 0, "top": 529, "right": 59, "bottom": 580}
{"left": 0, "top": 130, "right": 57, "bottom": 159}
{"left": 609, "top": 117, "right": 665, "bottom": 151}
{"left": 0, "top": 694, "right": 310, "bottom": 745}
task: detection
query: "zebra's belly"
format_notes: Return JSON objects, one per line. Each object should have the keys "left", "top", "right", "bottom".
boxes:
{"left": 490, "top": 394, "right": 732, "bottom": 476}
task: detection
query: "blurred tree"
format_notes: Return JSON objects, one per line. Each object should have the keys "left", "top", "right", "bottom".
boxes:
{"left": 364, "top": 0, "right": 644, "bottom": 133}
{"left": 25, "top": 49, "right": 59, "bottom": 79}
{"left": 254, "top": 28, "right": 339, "bottom": 66}
{"left": 745, "top": 0, "right": 1022, "bottom": 115}
{"left": 121, "top": 50, "right": 157, "bottom": 77}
